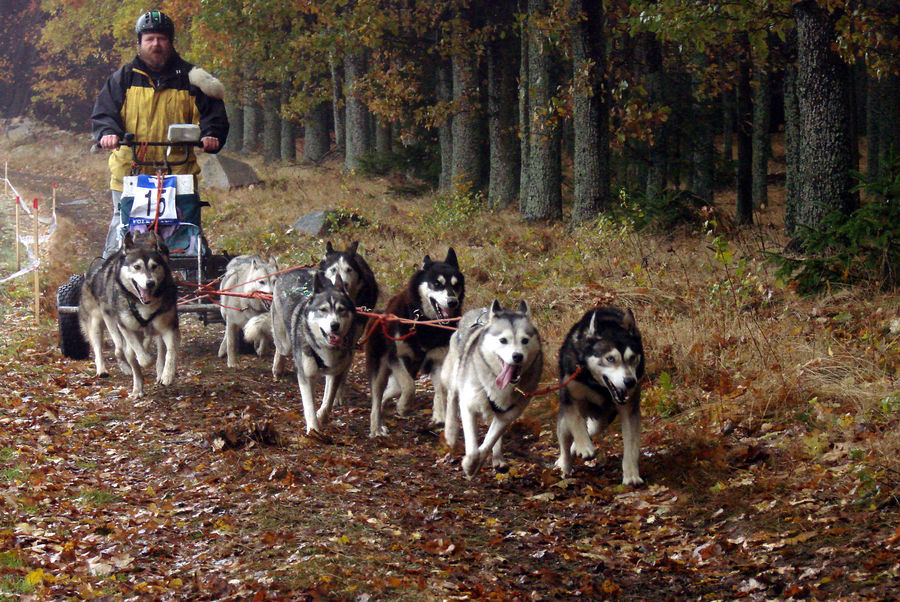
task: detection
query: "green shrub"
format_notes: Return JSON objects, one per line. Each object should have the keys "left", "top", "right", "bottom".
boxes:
{"left": 611, "top": 187, "right": 709, "bottom": 231}
{"left": 770, "top": 157, "right": 900, "bottom": 294}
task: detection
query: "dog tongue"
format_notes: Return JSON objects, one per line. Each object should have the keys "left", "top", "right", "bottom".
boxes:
{"left": 496, "top": 361, "right": 515, "bottom": 390}
{"left": 328, "top": 333, "right": 342, "bottom": 346}
{"left": 138, "top": 287, "right": 152, "bottom": 304}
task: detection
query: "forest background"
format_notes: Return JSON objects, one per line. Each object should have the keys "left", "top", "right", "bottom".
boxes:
{"left": 0, "top": 0, "right": 899, "bottom": 599}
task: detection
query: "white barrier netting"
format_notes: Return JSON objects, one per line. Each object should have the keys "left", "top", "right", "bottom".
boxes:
{"left": 1, "top": 175, "right": 58, "bottom": 284}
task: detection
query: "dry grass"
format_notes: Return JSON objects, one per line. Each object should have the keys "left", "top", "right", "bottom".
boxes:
{"left": 5, "top": 127, "right": 900, "bottom": 491}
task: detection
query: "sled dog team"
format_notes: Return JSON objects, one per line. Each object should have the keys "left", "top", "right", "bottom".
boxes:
{"left": 78, "top": 234, "right": 645, "bottom": 484}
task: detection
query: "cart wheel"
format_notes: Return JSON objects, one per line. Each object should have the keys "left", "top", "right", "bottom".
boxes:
{"left": 57, "top": 273, "right": 90, "bottom": 360}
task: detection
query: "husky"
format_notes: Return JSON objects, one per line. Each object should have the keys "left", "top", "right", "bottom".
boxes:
{"left": 281, "top": 272, "right": 357, "bottom": 434}
{"left": 555, "top": 307, "right": 645, "bottom": 486}
{"left": 78, "top": 231, "right": 179, "bottom": 399}
{"left": 216, "top": 255, "right": 278, "bottom": 367}
{"left": 244, "top": 241, "right": 378, "bottom": 381}
{"left": 365, "top": 248, "right": 464, "bottom": 438}
{"left": 442, "top": 301, "right": 543, "bottom": 478}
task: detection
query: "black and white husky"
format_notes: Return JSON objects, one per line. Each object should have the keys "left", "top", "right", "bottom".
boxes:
{"left": 365, "top": 248, "right": 464, "bottom": 438}
{"left": 78, "top": 231, "right": 179, "bottom": 399}
{"left": 244, "top": 241, "right": 377, "bottom": 381}
{"left": 284, "top": 272, "right": 358, "bottom": 434}
{"left": 556, "top": 307, "right": 645, "bottom": 485}
{"left": 217, "top": 254, "right": 277, "bottom": 367}
{"left": 441, "top": 301, "right": 543, "bottom": 478}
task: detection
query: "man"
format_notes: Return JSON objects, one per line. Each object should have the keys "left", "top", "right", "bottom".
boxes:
{"left": 91, "top": 10, "right": 229, "bottom": 257}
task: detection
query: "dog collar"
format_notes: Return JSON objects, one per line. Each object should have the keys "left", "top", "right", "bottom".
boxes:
{"left": 126, "top": 297, "right": 165, "bottom": 327}
{"left": 488, "top": 395, "right": 514, "bottom": 415}
{"left": 116, "top": 275, "right": 164, "bottom": 327}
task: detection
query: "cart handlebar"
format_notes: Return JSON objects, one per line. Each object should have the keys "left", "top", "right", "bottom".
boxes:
{"left": 120, "top": 133, "right": 203, "bottom": 169}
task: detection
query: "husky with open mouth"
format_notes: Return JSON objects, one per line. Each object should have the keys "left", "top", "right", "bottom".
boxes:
{"left": 78, "top": 231, "right": 179, "bottom": 399}
{"left": 441, "top": 300, "right": 543, "bottom": 478}
{"left": 555, "top": 307, "right": 645, "bottom": 485}
{"left": 365, "top": 248, "right": 464, "bottom": 437}
{"left": 244, "top": 241, "right": 378, "bottom": 381}
{"left": 284, "top": 271, "right": 358, "bottom": 434}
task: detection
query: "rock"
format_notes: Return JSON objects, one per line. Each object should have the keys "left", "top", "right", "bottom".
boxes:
{"left": 200, "top": 154, "right": 259, "bottom": 190}
{"left": 290, "top": 210, "right": 367, "bottom": 236}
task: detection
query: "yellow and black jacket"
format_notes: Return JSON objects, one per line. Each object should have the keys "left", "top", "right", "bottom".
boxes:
{"left": 91, "top": 53, "right": 229, "bottom": 191}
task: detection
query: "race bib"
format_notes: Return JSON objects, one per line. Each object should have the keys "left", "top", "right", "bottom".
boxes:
{"left": 126, "top": 175, "right": 179, "bottom": 226}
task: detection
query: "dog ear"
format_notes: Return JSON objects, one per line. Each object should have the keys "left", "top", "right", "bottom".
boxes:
{"left": 332, "top": 273, "right": 346, "bottom": 293}
{"left": 490, "top": 299, "right": 503, "bottom": 316}
{"left": 445, "top": 247, "right": 458, "bottom": 268}
{"left": 155, "top": 235, "right": 170, "bottom": 259}
{"left": 123, "top": 231, "right": 135, "bottom": 249}
{"left": 325, "top": 241, "right": 335, "bottom": 254}
{"left": 313, "top": 271, "right": 328, "bottom": 293}
{"left": 348, "top": 241, "right": 359, "bottom": 256}
{"left": 517, "top": 300, "right": 530, "bottom": 316}
{"left": 588, "top": 310, "right": 599, "bottom": 335}
{"left": 422, "top": 254, "right": 433, "bottom": 269}
{"left": 622, "top": 308, "right": 636, "bottom": 333}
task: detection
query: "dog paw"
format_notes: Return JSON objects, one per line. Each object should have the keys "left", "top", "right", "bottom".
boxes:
{"left": 461, "top": 454, "right": 484, "bottom": 478}
{"left": 572, "top": 442, "right": 597, "bottom": 461}
{"left": 492, "top": 459, "right": 509, "bottom": 473}
{"left": 316, "top": 408, "right": 331, "bottom": 425}
{"left": 554, "top": 457, "right": 574, "bottom": 476}
{"left": 158, "top": 373, "right": 174, "bottom": 387}
{"left": 369, "top": 425, "right": 389, "bottom": 438}
{"left": 622, "top": 474, "right": 644, "bottom": 487}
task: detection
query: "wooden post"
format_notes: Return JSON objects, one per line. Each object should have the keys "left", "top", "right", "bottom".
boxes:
{"left": 15, "top": 195, "right": 20, "bottom": 271}
{"left": 33, "top": 197, "right": 39, "bottom": 325}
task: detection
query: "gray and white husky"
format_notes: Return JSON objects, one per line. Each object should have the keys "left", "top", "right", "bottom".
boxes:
{"left": 365, "top": 248, "right": 464, "bottom": 438}
{"left": 217, "top": 254, "right": 278, "bottom": 367}
{"left": 284, "top": 272, "right": 358, "bottom": 434}
{"left": 244, "top": 241, "right": 377, "bottom": 381}
{"left": 556, "top": 307, "right": 645, "bottom": 486}
{"left": 442, "top": 300, "right": 543, "bottom": 478}
{"left": 78, "top": 231, "right": 179, "bottom": 399}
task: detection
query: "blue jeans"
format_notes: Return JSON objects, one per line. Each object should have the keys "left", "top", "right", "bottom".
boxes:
{"left": 103, "top": 190, "right": 122, "bottom": 258}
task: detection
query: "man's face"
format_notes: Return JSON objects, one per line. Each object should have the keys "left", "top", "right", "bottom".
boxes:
{"left": 137, "top": 33, "right": 172, "bottom": 71}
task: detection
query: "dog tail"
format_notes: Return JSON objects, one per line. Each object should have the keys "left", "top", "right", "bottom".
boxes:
{"left": 243, "top": 314, "right": 272, "bottom": 345}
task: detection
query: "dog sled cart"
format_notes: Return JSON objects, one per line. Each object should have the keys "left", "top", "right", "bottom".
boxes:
{"left": 57, "top": 124, "right": 231, "bottom": 359}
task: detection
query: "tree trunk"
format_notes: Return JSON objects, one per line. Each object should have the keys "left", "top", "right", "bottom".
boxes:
{"left": 451, "top": 39, "right": 482, "bottom": 194}
{"left": 262, "top": 88, "right": 281, "bottom": 162}
{"left": 752, "top": 46, "right": 772, "bottom": 209}
{"left": 795, "top": 1, "right": 857, "bottom": 231}
{"left": 518, "top": 0, "right": 530, "bottom": 211}
{"left": 522, "top": 0, "right": 562, "bottom": 221}
{"left": 735, "top": 38, "right": 754, "bottom": 225}
{"left": 330, "top": 53, "right": 345, "bottom": 155}
{"left": 242, "top": 98, "right": 261, "bottom": 154}
{"left": 224, "top": 101, "right": 244, "bottom": 153}
{"left": 690, "top": 62, "right": 715, "bottom": 205}
{"left": 437, "top": 61, "right": 454, "bottom": 191}
{"left": 487, "top": 0, "right": 521, "bottom": 209}
{"left": 280, "top": 83, "right": 296, "bottom": 162}
{"left": 344, "top": 52, "right": 371, "bottom": 172}
{"left": 784, "top": 61, "right": 800, "bottom": 235}
{"left": 569, "top": 0, "right": 609, "bottom": 224}
{"left": 867, "top": 73, "right": 900, "bottom": 180}
{"left": 722, "top": 90, "right": 735, "bottom": 162}
{"left": 375, "top": 118, "right": 391, "bottom": 160}
{"left": 303, "top": 101, "right": 330, "bottom": 163}
{"left": 641, "top": 32, "right": 666, "bottom": 204}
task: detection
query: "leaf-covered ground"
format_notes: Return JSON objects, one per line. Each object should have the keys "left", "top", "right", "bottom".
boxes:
{"left": 2, "top": 308, "right": 898, "bottom": 601}
{"left": 1, "top": 138, "right": 898, "bottom": 600}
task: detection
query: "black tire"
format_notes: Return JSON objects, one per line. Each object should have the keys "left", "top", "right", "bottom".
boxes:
{"left": 57, "top": 273, "right": 90, "bottom": 360}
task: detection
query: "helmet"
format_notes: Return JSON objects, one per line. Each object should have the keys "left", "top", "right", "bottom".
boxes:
{"left": 135, "top": 10, "right": 174, "bottom": 41}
